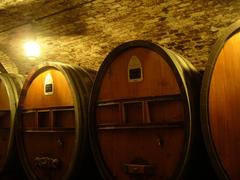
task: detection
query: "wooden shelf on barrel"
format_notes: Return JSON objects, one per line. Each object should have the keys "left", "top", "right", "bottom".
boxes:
{"left": 21, "top": 106, "right": 75, "bottom": 132}
{"left": 96, "top": 94, "right": 184, "bottom": 130}
{"left": 88, "top": 40, "right": 212, "bottom": 180}
{"left": 15, "top": 63, "right": 97, "bottom": 180}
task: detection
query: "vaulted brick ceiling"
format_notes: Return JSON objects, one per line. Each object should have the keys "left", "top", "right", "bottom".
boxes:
{"left": 0, "top": 0, "right": 239, "bottom": 75}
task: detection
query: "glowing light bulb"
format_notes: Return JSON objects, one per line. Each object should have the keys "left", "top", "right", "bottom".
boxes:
{"left": 23, "top": 41, "right": 41, "bottom": 59}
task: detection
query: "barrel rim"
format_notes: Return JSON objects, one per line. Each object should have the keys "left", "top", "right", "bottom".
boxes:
{"left": 0, "top": 73, "right": 21, "bottom": 173}
{"left": 200, "top": 20, "right": 240, "bottom": 180}
{"left": 15, "top": 61, "right": 88, "bottom": 179}
{"left": 88, "top": 40, "right": 198, "bottom": 180}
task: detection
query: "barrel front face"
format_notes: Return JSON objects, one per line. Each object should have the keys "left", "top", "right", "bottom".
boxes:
{"left": 91, "top": 45, "right": 190, "bottom": 179}
{"left": 0, "top": 78, "right": 11, "bottom": 171}
{"left": 207, "top": 31, "right": 240, "bottom": 180}
{"left": 19, "top": 68, "right": 77, "bottom": 180}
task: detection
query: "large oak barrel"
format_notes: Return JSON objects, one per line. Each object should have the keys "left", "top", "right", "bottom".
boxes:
{"left": 0, "top": 67, "right": 25, "bottom": 178}
{"left": 201, "top": 20, "right": 240, "bottom": 180}
{"left": 89, "top": 40, "right": 215, "bottom": 180}
{"left": 15, "top": 62, "right": 99, "bottom": 179}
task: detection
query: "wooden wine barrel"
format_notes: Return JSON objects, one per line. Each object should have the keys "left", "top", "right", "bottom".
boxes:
{"left": 201, "top": 20, "right": 240, "bottom": 180}
{"left": 0, "top": 67, "right": 25, "bottom": 178}
{"left": 89, "top": 40, "right": 215, "bottom": 180}
{"left": 15, "top": 62, "right": 99, "bottom": 180}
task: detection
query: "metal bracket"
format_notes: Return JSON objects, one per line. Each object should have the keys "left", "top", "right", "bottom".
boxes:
{"left": 123, "top": 158, "right": 154, "bottom": 176}
{"left": 34, "top": 157, "right": 61, "bottom": 169}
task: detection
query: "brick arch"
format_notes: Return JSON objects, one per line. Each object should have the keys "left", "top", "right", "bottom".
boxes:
{"left": 0, "top": 51, "right": 19, "bottom": 74}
